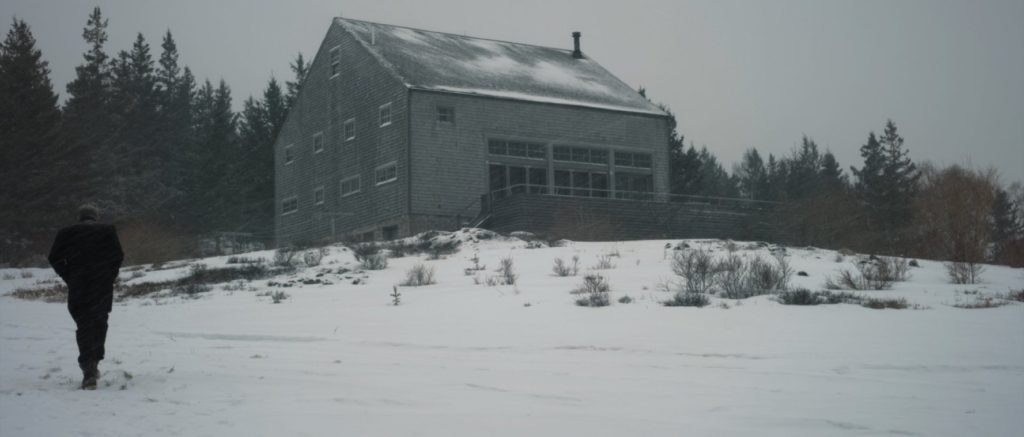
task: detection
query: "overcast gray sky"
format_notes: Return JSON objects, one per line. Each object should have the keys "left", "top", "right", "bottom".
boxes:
{"left": 5, "top": 0, "right": 1023, "bottom": 183}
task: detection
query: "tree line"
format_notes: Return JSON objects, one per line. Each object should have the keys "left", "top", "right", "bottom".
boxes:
{"left": 655, "top": 101, "right": 1023, "bottom": 267}
{"left": 3, "top": 11, "right": 1022, "bottom": 267}
{"left": 1, "top": 9, "right": 307, "bottom": 264}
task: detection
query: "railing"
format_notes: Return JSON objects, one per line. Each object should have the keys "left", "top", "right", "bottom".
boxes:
{"left": 479, "top": 184, "right": 779, "bottom": 212}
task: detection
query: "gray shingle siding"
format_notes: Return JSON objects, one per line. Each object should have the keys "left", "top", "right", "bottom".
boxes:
{"left": 275, "top": 22, "right": 409, "bottom": 246}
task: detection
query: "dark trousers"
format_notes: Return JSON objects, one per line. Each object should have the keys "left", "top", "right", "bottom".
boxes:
{"left": 70, "top": 311, "right": 109, "bottom": 365}
{"left": 66, "top": 275, "right": 114, "bottom": 366}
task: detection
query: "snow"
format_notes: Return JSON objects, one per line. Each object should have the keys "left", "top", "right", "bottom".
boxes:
{"left": 2, "top": 234, "right": 1023, "bottom": 436}
{"left": 335, "top": 18, "right": 666, "bottom": 117}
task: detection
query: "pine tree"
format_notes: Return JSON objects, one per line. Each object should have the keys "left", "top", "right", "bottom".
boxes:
{"left": 877, "top": 120, "right": 919, "bottom": 232}
{"left": 818, "top": 150, "right": 847, "bottom": 190}
{"left": 991, "top": 188, "right": 1022, "bottom": 264}
{"left": 284, "top": 52, "right": 307, "bottom": 109}
{"left": 0, "top": 17, "right": 62, "bottom": 260}
{"left": 785, "top": 136, "right": 822, "bottom": 200}
{"left": 155, "top": 30, "right": 194, "bottom": 222}
{"left": 61, "top": 7, "right": 113, "bottom": 213}
{"left": 735, "top": 148, "right": 767, "bottom": 200}
{"left": 107, "top": 32, "right": 161, "bottom": 218}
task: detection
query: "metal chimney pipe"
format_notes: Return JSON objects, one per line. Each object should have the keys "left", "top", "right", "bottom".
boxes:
{"left": 572, "top": 31, "right": 583, "bottom": 59}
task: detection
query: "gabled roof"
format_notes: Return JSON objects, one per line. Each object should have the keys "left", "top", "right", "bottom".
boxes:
{"left": 335, "top": 18, "right": 667, "bottom": 116}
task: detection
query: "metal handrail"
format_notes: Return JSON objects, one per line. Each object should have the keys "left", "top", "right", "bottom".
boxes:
{"left": 481, "top": 184, "right": 780, "bottom": 209}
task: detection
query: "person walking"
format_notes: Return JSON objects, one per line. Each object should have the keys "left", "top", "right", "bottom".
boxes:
{"left": 48, "top": 204, "right": 124, "bottom": 390}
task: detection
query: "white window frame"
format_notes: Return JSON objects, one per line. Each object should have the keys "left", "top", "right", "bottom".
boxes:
{"left": 281, "top": 196, "right": 298, "bottom": 215}
{"left": 284, "top": 144, "right": 295, "bottom": 165}
{"left": 340, "top": 175, "right": 361, "bottom": 197}
{"left": 312, "top": 132, "right": 324, "bottom": 154}
{"left": 329, "top": 46, "right": 340, "bottom": 78}
{"left": 344, "top": 118, "right": 356, "bottom": 141}
{"left": 379, "top": 103, "right": 392, "bottom": 127}
{"left": 313, "top": 186, "right": 325, "bottom": 205}
{"left": 375, "top": 161, "right": 398, "bottom": 186}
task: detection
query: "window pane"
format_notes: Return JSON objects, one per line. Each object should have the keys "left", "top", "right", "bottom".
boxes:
{"left": 488, "top": 140, "right": 506, "bottom": 155}
{"left": 509, "top": 166, "right": 527, "bottom": 194}
{"left": 635, "top": 153, "right": 652, "bottom": 168}
{"left": 489, "top": 164, "right": 507, "bottom": 198}
{"left": 528, "top": 144, "right": 545, "bottom": 159}
{"left": 554, "top": 170, "right": 571, "bottom": 195}
{"left": 528, "top": 168, "right": 547, "bottom": 194}
{"left": 508, "top": 141, "right": 527, "bottom": 157}
{"left": 572, "top": 171, "right": 590, "bottom": 197}
{"left": 591, "top": 149, "right": 608, "bottom": 164}
{"left": 553, "top": 146, "right": 571, "bottom": 161}
{"left": 572, "top": 147, "right": 589, "bottom": 163}
{"left": 615, "top": 151, "right": 631, "bottom": 166}
{"left": 592, "top": 173, "right": 609, "bottom": 197}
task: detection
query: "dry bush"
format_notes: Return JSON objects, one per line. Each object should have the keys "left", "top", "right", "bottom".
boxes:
{"left": 663, "top": 292, "right": 710, "bottom": 307}
{"left": 826, "top": 256, "right": 909, "bottom": 290}
{"left": 592, "top": 254, "right": 615, "bottom": 270}
{"left": 913, "top": 165, "right": 997, "bottom": 264}
{"left": 552, "top": 256, "right": 579, "bottom": 277}
{"left": 401, "top": 263, "right": 436, "bottom": 286}
{"left": 746, "top": 254, "right": 792, "bottom": 292}
{"left": 573, "top": 274, "right": 611, "bottom": 307}
{"left": 671, "top": 249, "right": 716, "bottom": 294}
{"left": 273, "top": 246, "right": 297, "bottom": 267}
{"left": 303, "top": 247, "right": 329, "bottom": 267}
{"left": 497, "top": 257, "right": 517, "bottom": 285}
{"left": 361, "top": 254, "right": 388, "bottom": 270}
{"left": 11, "top": 282, "right": 68, "bottom": 302}
{"left": 945, "top": 261, "right": 984, "bottom": 284}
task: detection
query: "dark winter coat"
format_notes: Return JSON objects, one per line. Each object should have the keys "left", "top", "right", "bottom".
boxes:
{"left": 48, "top": 219, "right": 124, "bottom": 316}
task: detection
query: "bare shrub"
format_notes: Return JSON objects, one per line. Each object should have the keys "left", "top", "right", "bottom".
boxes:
{"left": 273, "top": 246, "right": 297, "bottom": 267}
{"left": 945, "top": 261, "right": 984, "bottom": 284}
{"left": 592, "top": 254, "right": 615, "bottom": 270}
{"left": 348, "top": 242, "right": 382, "bottom": 261}
{"left": 401, "top": 263, "right": 436, "bottom": 286}
{"left": 2, "top": 272, "right": 16, "bottom": 280}
{"left": 172, "top": 282, "right": 212, "bottom": 297}
{"left": 303, "top": 247, "right": 329, "bottom": 267}
{"left": 618, "top": 295, "right": 633, "bottom": 304}
{"left": 714, "top": 254, "right": 747, "bottom": 298}
{"left": 11, "top": 282, "right": 68, "bottom": 302}
{"left": 746, "top": 254, "right": 791, "bottom": 293}
{"left": 663, "top": 292, "right": 710, "bottom": 307}
{"left": 826, "top": 256, "right": 909, "bottom": 290}
{"left": 861, "top": 297, "right": 909, "bottom": 310}
{"left": 497, "top": 257, "right": 517, "bottom": 285}
{"left": 573, "top": 274, "right": 611, "bottom": 307}
{"left": 360, "top": 254, "right": 388, "bottom": 270}
{"left": 20, "top": 270, "right": 34, "bottom": 279}
{"left": 776, "top": 289, "right": 864, "bottom": 306}
{"left": 914, "top": 164, "right": 997, "bottom": 268}
{"left": 552, "top": 256, "right": 579, "bottom": 277}
{"left": 572, "top": 274, "right": 610, "bottom": 295}
{"left": 671, "top": 249, "right": 716, "bottom": 294}
{"left": 271, "top": 290, "right": 289, "bottom": 303}
{"left": 1005, "top": 289, "right": 1024, "bottom": 302}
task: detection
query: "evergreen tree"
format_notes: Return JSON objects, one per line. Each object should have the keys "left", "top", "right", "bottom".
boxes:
{"left": 991, "top": 188, "right": 1022, "bottom": 264}
{"left": 155, "top": 30, "right": 194, "bottom": 222}
{"left": 818, "top": 150, "right": 847, "bottom": 190}
{"left": 191, "top": 79, "right": 238, "bottom": 232}
{"left": 106, "top": 32, "right": 161, "bottom": 218}
{"left": 0, "top": 17, "right": 62, "bottom": 260}
{"left": 785, "top": 136, "right": 821, "bottom": 200}
{"left": 877, "top": 120, "right": 919, "bottom": 231}
{"left": 61, "top": 7, "right": 113, "bottom": 213}
{"left": 735, "top": 148, "right": 768, "bottom": 200}
{"left": 284, "top": 52, "right": 307, "bottom": 109}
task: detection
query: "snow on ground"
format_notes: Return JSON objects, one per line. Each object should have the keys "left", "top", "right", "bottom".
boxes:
{"left": 1, "top": 232, "right": 1023, "bottom": 436}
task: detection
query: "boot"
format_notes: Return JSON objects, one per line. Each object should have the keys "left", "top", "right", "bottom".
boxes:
{"left": 80, "top": 361, "right": 99, "bottom": 390}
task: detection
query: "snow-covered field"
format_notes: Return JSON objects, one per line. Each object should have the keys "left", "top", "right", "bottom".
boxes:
{"left": 2, "top": 231, "right": 1022, "bottom": 436}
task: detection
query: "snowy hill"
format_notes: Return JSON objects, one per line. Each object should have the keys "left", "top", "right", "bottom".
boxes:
{"left": 2, "top": 230, "right": 1022, "bottom": 436}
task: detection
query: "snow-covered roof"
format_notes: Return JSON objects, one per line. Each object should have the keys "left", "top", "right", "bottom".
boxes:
{"left": 335, "top": 18, "right": 667, "bottom": 117}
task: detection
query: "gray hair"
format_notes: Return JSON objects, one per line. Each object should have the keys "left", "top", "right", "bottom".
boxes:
{"left": 78, "top": 204, "right": 99, "bottom": 220}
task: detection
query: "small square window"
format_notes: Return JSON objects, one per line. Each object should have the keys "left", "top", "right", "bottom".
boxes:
{"left": 329, "top": 47, "right": 340, "bottom": 78}
{"left": 312, "top": 133, "right": 324, "bottom": 153}
{"left": 553, "top": 146, "right": 571, "bottom": 161}
{"left": 314, "top": 186, "right": 324, "bottom": 204}
{"left": 284, "top": 144, "right": 295, "bottom": 165}
{"left": 379, "top": 103, "right": 392, "bottom": 127}
{"left": 488, "top": 139, "right": 506, "bottom": 155}
{"left": 344, "top": 118, "right": 355, "bottom": 141}
{"left": 282, "top": 196, "right": 298, "bottom": 215}
{"left": 375, "top": 161, "right": 398, "bottom": 185}
{"left": 437, "top": 106, "right": 455, "bottom": 124}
